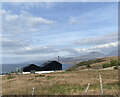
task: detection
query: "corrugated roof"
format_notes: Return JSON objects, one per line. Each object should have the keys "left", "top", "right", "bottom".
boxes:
{"left": 40, "top": 61, "right": 53, "bottom": 67}
{"left": 22, "top": 61, "right": 61, "bottom": 69}
{"left": 22, "top": 64, "right": 39, "bottom": 69}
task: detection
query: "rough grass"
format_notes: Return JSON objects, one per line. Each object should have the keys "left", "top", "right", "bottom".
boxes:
{"left": 7, "top": 75, "right": 15, "bottom": 79}
{"left": 68, "top": 58, "right": 106, "bottom": 71}
{"left": 2, "top": 69, "right": 118, "bottom": 95}
{"left": 69, "top": 56, "right": 119, "bottom": 70}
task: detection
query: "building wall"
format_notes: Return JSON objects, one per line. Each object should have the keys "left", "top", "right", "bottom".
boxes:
{"left": 22, "top": 71, "right": 55, "bottom": 74}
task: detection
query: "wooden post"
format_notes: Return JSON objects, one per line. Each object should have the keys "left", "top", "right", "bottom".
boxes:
{"left": 32, "top": 87, "right": 34, "bottom": 95}
{"left": 85, "top": 83, "right": 90, "bottom": 93}
{"left": 16, "top": 67, "right": 18, "bottom": 74}
{"left": 99, "top": 74, "right": 104, "bottom": 94}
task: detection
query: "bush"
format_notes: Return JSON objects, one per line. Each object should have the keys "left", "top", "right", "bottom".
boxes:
{"left": 92, "top": 59, "right": 105, "bottom": 63}
{"left": 102, "top": 63, "right": 110, "bottom": 68}
{"left": 11, "top": 71, "right": 14, "bottom": 73}
{"left": 110, "top": 60, "right": 118, "bottom": 66}
{"left": 118, "top": 62, "right": 120, "bottom": 66}
{"left": 7, "top": 73, "right": 11, "bottom": 75}
{"left": 67, "top": 58, "right": 105, "bottom": 71}
{"left": 114, "top": 66, "right": 118, "bottom": 70}
{"left": 7, "top": 76, "right": 15, "bottom": 79}
{"left": 102, "top": 60, "right": 118, "bottom": 68}
{"left": 86, "top": 64, "right": 91, "bottom": 68}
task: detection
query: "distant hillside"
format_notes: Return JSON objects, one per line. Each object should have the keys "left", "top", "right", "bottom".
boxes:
{"left": 79, "top": 51, "right": 106, "bottom": 59}
{"left": 61, "top": 51, "right": 106, "bottom": 65}
{"left": 67, "top": 56, "right": 118, "bottom": 71}
{"left": 61, "top": 51, "right": 118, "bottom": 65}
{"left": 107, "top": 50, "right": 118, "bottom": 57}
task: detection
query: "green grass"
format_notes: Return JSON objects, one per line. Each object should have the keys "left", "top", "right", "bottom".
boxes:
{"left": 46, "top": 76, "right": 55, "bottom": 80}
{"left": 104, "top": 82, "right": 118, "bottom": 90}
{"left": 68, "top": 58, "right": 105, "bottom": 71}
{"left": 35, "top": 75, "right": 45, "bottom": 77}
{"left": 35, "top": 75, "right": 56, "bottom": 80}
{"left": 41, "top": 81, "right": 118, "bottom": 95}
{"left": 88, "top": 82, "right": 118, "bottom": 90}
{"left": 7, "top": 76, "right": 15, "bottom": 79}
{"left": 53, "top": 71, "right": 73, "bottom": 74}
{"left": 2, "top": 68, "right": 118, "bottom": 95}
{"left": 42, "top": 84, "right": 86, "bottom": 94}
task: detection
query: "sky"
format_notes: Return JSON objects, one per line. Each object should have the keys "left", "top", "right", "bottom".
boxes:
{"left": 1, "top": 2, "right": 118, "bottom": 64}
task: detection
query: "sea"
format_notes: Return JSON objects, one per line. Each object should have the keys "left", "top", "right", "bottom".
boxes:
{"left": 2, "top": 64, "right": 74, "bottom": 74}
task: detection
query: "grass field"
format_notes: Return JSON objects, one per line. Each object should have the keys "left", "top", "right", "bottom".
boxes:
{"left": 2, "top": 69, "right": 119, "bottom": 95}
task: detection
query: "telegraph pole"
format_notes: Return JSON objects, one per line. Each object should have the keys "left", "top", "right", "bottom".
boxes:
{"left": 58, "top": 55, "right": 59, "bottom": 62}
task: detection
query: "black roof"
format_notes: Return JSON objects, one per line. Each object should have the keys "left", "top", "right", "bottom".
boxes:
{"left": 40, "top": 61, "right": 59, "bottom": 67}
{"left": 22, "top": 64, "right": 39, "bottom": 69}
{"left": 22, "top": 61, "right": 62, "bottom": 72}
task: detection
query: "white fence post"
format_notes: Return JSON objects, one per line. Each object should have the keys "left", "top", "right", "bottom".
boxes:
{"left": 85, "top": 83, "right": 90, "bottom": 93}
{"left": 32, "top": 87, "right": 34, "bottom": 95}
{"left": 99, "top": 74, "right": 104, "bottom": 94}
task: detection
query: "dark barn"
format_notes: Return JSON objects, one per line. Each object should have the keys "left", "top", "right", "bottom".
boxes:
{"left": 22, "top": 61, "right": 62, "bottom": 72}
{"left": 40, "top": 61, "right": 62, "bottom": 71}
{"left": 22, "top": 64, "right": 41, "bottom": 72}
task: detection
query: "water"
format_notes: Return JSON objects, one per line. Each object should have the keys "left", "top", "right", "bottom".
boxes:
{"left": 62, "top": 64, "right": 74, "bottom": 70}
{"left": 2, "top": 64, "right": 74, "bottom": 74}
{"left": 2, "top": 64, "right": 26, "bottom": 74}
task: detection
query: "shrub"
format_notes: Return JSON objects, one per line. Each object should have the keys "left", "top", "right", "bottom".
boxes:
{"left": 102, "top": 60, "right": 118, "bottom": 68}
{"left": 11, "top": 71, "right": 14, "bottom": 73}
{"left": 7, "top": 76, "right": 15, "bottom": 79}
{"left": 114, "top": 66, "right": 118, "bottom": 70}
{"left": 67, "top": 58, "right": 105, "bottom": 71}
{"left": 7, "top": 73, "right": 11, "bottom": 75}
{"left": 86, "top": 64, "right": 91, "bottom": 68}
{"left": 102, "top": 63, "right": 110, "bottom": 68}
{"left": 118, "top": 62, "right": 120, "bottom": 66}
{"left": 110, "top": 60, "right": 118, "bottom": 66}
{"left": 92, "top": 59, "right": 105, "bottom": 63}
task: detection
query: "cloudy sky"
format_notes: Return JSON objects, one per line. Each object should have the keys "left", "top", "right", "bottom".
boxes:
{"left": 2, "top": 2, "right": 118, "bottom": 64}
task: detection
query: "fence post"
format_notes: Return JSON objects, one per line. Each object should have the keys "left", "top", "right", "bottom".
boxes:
{"left": 85, "top": 83, "right": 90, "bottom": 93}
{"left": 32, "top": 87, "right": 34, "bottom": 95}
{"left": 99, "top": 74, "right": 104, "bottom": 94}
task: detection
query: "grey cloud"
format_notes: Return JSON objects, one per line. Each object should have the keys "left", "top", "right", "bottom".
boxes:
{"left": 62, "top": 42, "right": 118, "bottom": 56}
{"left": 26, "top": 17, "right": 57, "bottom": 27}
{"left": 2, "top": 38, "right": 28, "bottom": 49}
{"left": 21, "top": 46, "right": 58, "bottom": 55}
{"left": 10, "top": 2, "right": 56, "bottom": 9}
{"left": 69, "top": 16, "right": 85, "bottom": 25}
{"left": 72, "top": 32, "right": 118, "bottom": 45}
{"left": 62, "top": 48, "right": 78, "bottom": 54}
{"left": 4, "top": 45, "right": 59, "bottom": 55}
{"left": 2, "top": 9, "right": 57, "bottom": 34}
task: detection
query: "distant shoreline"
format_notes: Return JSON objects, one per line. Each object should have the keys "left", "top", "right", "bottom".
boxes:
{"left": 2, "top": 64, "right": 74, "bottom": 74}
